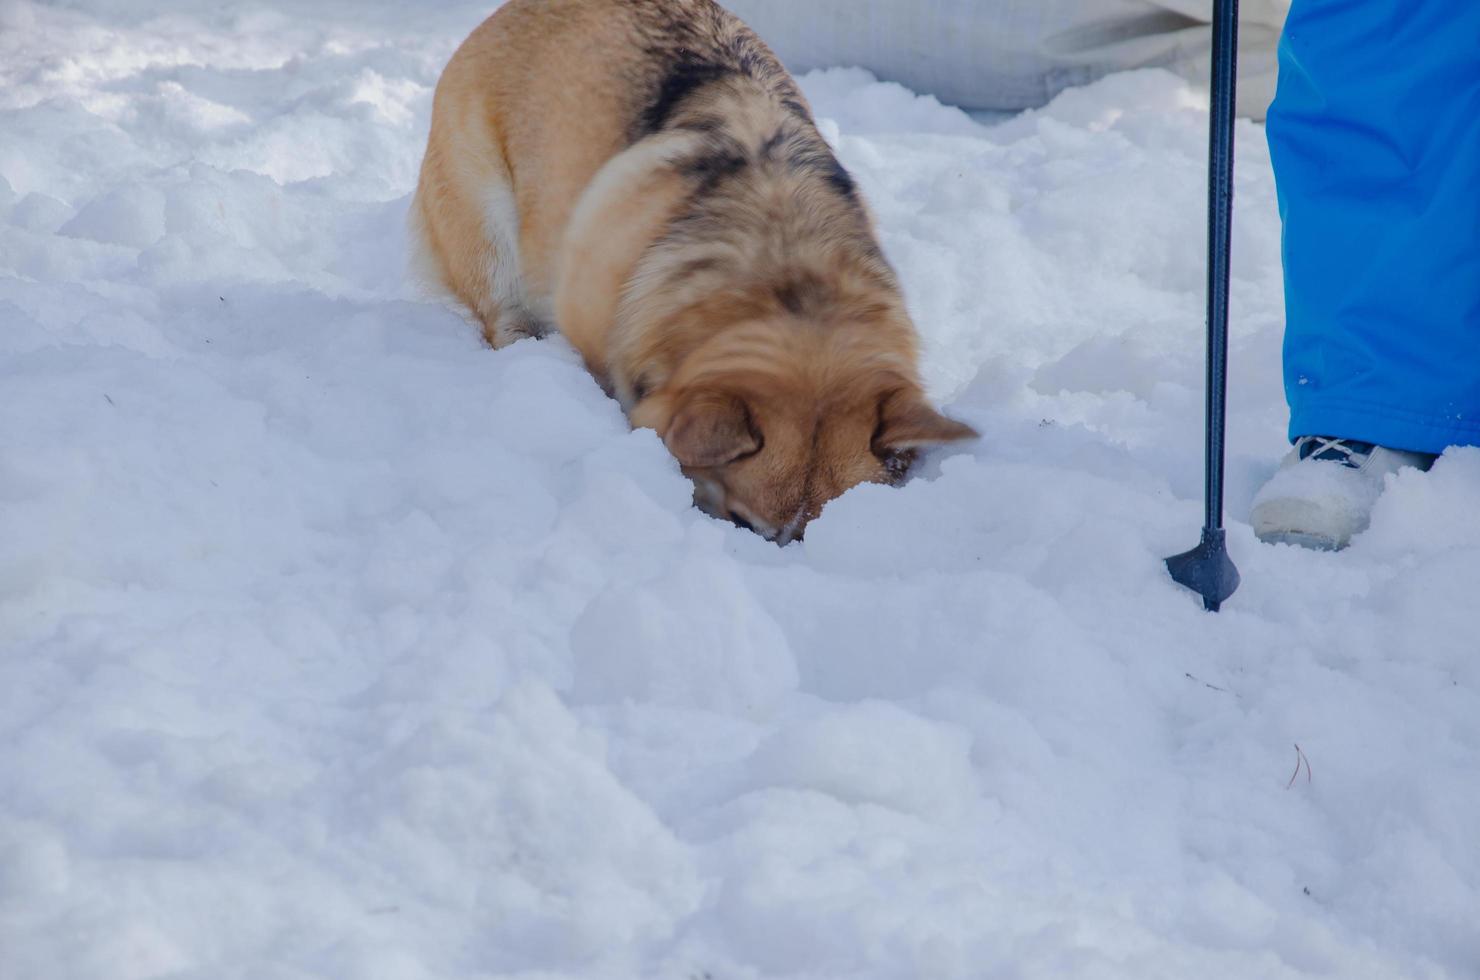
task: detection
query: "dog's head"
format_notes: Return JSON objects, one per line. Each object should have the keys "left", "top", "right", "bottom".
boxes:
{"left": 629, "top": 323, "right": 976, "bottom": 543}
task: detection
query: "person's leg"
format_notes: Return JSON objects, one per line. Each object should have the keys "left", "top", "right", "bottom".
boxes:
{"left": 1253, "top": 0, "right": 1480, "bottom": 549}
{"left": 1266, "top": 0, "right": 1480, "bottom": 454}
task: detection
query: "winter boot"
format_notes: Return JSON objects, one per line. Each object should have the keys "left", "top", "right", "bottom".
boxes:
{"left": 1250, "top": 436, "right": 1435, "bottom": 551}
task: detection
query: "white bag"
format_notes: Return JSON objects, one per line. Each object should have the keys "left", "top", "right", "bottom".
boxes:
{"left": 724, "top": 0, "right": 1289, "bottom": 118}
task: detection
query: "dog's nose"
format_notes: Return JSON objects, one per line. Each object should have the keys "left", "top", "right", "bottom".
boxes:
{"left": 772, "top": 504, "right": 813, "bottom": 546}
{"left": 774, "top": 524, "right": 805, "bottom": 546}
{"left": 727, "top": 510, "right": 756, "bottom": 533}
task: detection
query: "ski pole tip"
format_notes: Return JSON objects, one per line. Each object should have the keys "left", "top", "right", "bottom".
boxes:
{"left": 1165, "top": 526, "right": 1240, "bottom": 611}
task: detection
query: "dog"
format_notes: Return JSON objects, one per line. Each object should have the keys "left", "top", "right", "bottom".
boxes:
{"left": 411, "top": 0, "right": 976, "bottom": 542}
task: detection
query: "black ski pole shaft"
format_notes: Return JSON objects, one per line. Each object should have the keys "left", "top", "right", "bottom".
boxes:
{"left": 1164, "top": 0, "right": 1241, "bottom": 612}
{"left": 1204, "top": 0, "right": 1238, "bottom": 534}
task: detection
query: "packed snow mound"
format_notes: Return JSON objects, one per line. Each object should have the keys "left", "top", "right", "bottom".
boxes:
{"left": 3, "top": 2, "right": 1478, "bottom": 978}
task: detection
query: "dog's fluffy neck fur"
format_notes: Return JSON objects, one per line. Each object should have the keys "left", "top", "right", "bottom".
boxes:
{"left": 608, "top": 72, "right": 919, "bottom": 412}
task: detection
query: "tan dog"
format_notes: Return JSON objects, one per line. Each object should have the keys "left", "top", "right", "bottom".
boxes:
{"left": 412, "top": 0, "right": 976, "bottom": 542}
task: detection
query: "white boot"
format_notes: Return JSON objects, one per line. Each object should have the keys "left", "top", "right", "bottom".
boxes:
{"left": 1250, "top": 436, "right": 1435, "bottom": 551}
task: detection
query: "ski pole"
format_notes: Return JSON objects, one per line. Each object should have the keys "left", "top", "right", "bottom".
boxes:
{"left": 1165, "top": 0, "right": 1241, "bottom": 612}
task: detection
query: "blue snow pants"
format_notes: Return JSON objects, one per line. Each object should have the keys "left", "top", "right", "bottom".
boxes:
{"left": 1265, "top": 0, "right": 1480, "bottom": 454}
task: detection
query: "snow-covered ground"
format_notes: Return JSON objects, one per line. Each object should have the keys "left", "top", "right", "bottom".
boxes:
{"left": 3, "top": 2, "right": 1479, "bottom": 977}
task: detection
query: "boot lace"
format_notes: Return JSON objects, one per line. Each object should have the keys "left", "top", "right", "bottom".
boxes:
{"left": 1296, "top": 435, "right": 1375, "bottom": 469}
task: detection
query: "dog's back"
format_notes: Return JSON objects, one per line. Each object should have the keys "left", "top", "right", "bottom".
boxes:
{"left": 414, "top": 1, "right": 778, "bottom": 335}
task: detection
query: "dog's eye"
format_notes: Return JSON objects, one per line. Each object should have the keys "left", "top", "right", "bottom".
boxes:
{"left": 879, "top": 449, "right": 914, "bottom": 485}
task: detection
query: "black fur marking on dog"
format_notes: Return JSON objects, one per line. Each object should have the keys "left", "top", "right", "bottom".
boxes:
{"left": 774, "top": 274, "right": 829, "bottom": 316}
{"left": 792, "top": 145, "right": 857, "bottom": 200}
{"left": 754, "top": 124, "right": 858, "bottom": 205}
{"left": 674, "top": 113, "right": 727, "bottom": 135}
{"left": 758, "top": 127, "right": 789, "bottom": 160}
{"left": 678, "top": 137, "right": 750, "bottom": 192}
{"left": 670, "top": 255, "right": 725, "bottom": 280}
{"left": 779, "top": 98, "right": 811, "bottom": 122}
{"left": 634, "top": 1, "right": 812, "bottom": 139}
{"left": 640, "top": 58, "right": 736, "bottom": 135}
{"left": 820, "top": 156, "right": 858, "bottom": 199}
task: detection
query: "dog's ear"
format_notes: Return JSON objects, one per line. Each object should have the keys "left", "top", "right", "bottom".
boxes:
{"left": 873, "top": 390, "right": 977, "bottom": 452}
{"left": 665, "top": 392, "right": 760, "bottom": 468}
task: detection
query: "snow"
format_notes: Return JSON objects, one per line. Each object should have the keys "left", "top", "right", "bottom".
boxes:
{"left": 3, "top": 2, "right": 1479, "bottom": 978}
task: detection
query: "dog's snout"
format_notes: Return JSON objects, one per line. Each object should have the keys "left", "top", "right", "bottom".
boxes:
{"left": 771, "top": 504, "right": 812, "bottom": 546}
{"left": 775, "top": 524, "right": 805, "bottom": 546}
